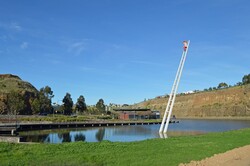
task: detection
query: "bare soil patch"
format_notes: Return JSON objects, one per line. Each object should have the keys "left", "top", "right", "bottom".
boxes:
{"left": 180, "top": 145, "right": 250, "bottom": 166}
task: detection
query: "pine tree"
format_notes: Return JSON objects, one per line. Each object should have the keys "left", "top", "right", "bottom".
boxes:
{"left": 75, "top": 95, "right": 87, "bottom": 114}
{"left": 62, "top": 93, "right": 73, "bottom": 115}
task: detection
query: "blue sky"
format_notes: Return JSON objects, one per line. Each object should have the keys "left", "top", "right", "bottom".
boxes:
{"left": 1, "top": 0, "right": 250, "bottom": 105}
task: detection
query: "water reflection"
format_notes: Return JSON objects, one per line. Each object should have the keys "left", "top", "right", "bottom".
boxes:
{"left": 19, "top": 119, "right": 250, "bottom": 143}
{"left": 112, "top": 125, "right": 151, "bottom": 135}
{"left": 75, "top": 133, "right": 86, "bottom": 142}
{"left": 21, "top": 133, "right": 50, "bottom": 143}
{"left": 61, "top": 133, "right": 71, "bottom": 142}
{"left": 95, "top": 128, "right": 105, "bottom": 142}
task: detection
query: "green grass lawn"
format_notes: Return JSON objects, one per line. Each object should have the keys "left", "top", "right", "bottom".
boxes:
{"left": 1, "top": 128, "right": 250, "bottom": 166}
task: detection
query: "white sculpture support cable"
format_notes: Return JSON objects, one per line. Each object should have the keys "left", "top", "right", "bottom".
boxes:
{"left": 159, "top": 40, "right": 190, "bottom": 133}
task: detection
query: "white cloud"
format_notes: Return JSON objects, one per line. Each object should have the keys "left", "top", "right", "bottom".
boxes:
{"left": 60, "top": 38, "right": 92, "bottom": 56}
{"left": 68, "top": 41, "right": 86, "bottom": 55}
{"left": 20, "top": 42, "right": 28, "bottom": 49}
{"left": 0, "top": 22, "right": 22, "bottom": 32}
{"left": 10, "top": 22, "right": 22, "bottom": 31}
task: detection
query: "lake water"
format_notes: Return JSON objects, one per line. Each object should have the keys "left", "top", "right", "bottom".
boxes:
{"left": 19, "top": 119, "right": 250, "bottom": 143}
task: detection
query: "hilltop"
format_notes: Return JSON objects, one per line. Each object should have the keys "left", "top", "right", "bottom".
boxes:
{"left": 0, "top": 74, "right": 38, "bottom": 114}
{"left": 0, "top": 74, "right": 38, "bottom": 93}
{"left": 133, "top": 85, "right": 250, "bottom": 118}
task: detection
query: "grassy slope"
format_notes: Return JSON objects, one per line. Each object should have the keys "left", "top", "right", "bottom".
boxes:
{"left": 0, "top": 75, "right": 37, "bottom": 93}
{"left": 133, "top": 84, "right": 250, "bottom": 118}
{"left": 1, "top": 128, "right": 250, "bottom": 166}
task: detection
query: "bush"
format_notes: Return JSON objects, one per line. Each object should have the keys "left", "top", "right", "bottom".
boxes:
{"left": 97, "top": 115, "right": 112, "bottom": 120}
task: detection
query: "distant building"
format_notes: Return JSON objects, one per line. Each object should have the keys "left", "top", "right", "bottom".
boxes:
{"left": 113, "top": 108, "right": 160, "bottom": 120}
{"left": 150, "top": 110, "right": 160, "bottom": 119}
{"left": 184, "top": 90, "right": 194, "bottom": 94}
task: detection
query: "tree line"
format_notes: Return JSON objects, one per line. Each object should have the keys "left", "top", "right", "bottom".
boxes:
{"left": 200, "top": 73, "right": 250, "bottom": 92}
{"left": 2, "top": 85, "right": 106, "bottom": 116}
{"left": 2, "top": 73, "right": 250, "bottom": 115}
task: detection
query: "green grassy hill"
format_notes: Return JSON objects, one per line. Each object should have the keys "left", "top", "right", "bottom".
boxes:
{"left": 0, "top": 74, "right": 38, "bottom": 114}
{"left": 0, "top": 74, "right": 37, "bottom": 93}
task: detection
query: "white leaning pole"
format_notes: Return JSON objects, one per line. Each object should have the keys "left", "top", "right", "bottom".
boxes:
{"left": 159, "top": 40, "right": 190, "bottom": 133}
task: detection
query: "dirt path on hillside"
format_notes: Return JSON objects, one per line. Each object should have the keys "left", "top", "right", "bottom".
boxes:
{"left": 179, "top": 145, "right": 250, "bottom": 166}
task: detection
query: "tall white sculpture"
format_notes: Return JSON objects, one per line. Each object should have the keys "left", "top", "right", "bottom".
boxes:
{"left": 159, "top": 40, "right": 190, "bottom": 133}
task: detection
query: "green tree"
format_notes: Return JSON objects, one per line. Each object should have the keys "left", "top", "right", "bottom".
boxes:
{"left": 30, "top": 98, "right": 41, "bottom": 114}
{"left": 96, "top": 99, "right": 105, "bottom": 113}
{"left": 39, "top": 86, "right": 54, "bottom": 114}
{"left": 0, "top": 96, "right": 7, "bottom": 114}
{"left": 62, "top": 93, "right": 73, "bottom": 115}
{"left": 217, "top": 82, "right": 228, "bottom": 89}
{"left": 242, "top": 74, "right": 250, "bottom": 85}
{"left": 7, "top": 91, "right": 25, "bottom": 115}
{"left": 75, "top": 95, "right": 87, "bottom": 114}
{"left": 42, "top": 86, "right": 54, "bottom": 102}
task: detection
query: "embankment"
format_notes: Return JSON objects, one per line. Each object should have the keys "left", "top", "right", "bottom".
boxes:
{"left": 133, "top": 85, "right": 250, "bottom": 118}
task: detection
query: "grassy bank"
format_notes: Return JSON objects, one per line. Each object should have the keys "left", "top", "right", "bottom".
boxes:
{"left": 1, "top": 128, "right": 250, "bottom": 166}
{"left": 0, "top": 114, "right": 161, "bottom": 124}
{"left": 19, "top": 114, "right": 112, "bottom": 122}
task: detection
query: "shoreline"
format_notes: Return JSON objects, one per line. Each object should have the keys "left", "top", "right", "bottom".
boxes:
{"left": 177, "top": 116, "right": 250, "bottom": 120}
{"left": 1, "top": 128, "right": 250, "bottom": 166}
{"left": 1, "top": 116, "right": 250, "bottom": 125}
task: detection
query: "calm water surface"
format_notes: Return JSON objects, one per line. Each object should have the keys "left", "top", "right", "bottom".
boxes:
{"left": 19, "top": 119, "right": 250, "bottom": 143}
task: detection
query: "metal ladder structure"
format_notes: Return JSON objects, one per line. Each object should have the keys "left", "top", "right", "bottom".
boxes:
{"left": 159, "top": 40, "right": 190, "bottom": 133}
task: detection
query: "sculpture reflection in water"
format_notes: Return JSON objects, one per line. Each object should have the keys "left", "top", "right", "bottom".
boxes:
{"left": 95, "top": 128, "right": 105, "bottom": 142}
{"left": 159, "top": 132, "right": 168, "bottom": 139}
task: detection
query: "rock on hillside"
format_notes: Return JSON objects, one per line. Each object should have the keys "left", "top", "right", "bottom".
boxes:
{"left": 0, "top": 74, "right": 38, "bottom": 114}
{"left": 133, "top": 85, "right": 250, "bottom": 118}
